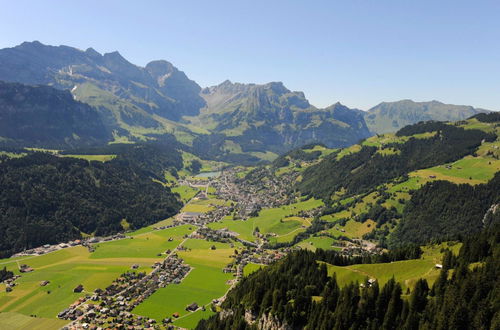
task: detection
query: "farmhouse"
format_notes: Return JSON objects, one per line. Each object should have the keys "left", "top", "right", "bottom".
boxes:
{"left": 73, "top": 284, "right": 84, "bottom": 293}
{"left": 186, "top": 302, "right": 199, "bottom": 311}
{"left": 19, "top": 264, "right": 34, "bottom": 273}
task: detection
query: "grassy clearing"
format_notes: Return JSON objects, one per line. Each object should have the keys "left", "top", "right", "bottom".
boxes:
{"left": 336, "top": 144, "right": 361, "bottom": 160}
{"left": 243, "top": 263, "right": 267, "bottom": 276}
{"left": 172, "top": 185, "right": 199, "bottom": 203}
{"left": 125, "top": 218, "right": 176, "bottom": 236}
{"left": 296, "top": 236, "right": 339, "bottom": 251}
{"left": 133, "top": 239, "right": 234, "bottom": 327}
{"left": 324, "top": 263, "right": 367, "bottom": 286}
{"left": 208, "top": 198, "right": 322, "bottom": 242}
{"left": 324, "top": 242, "right": 461, "bottom": 291}
{"left": 0, "top": 312, "right": 69, "bottom": 330}
{"left": 0, "top": 151, "right": 26, "bottom": 158}
{"left": 324, "top": 219, "right": 376, "bottom": 239}
{"left": 60, "top": 154, "right": 116, "bottom": 162}
{"left": 208, "top": 218, "right": 255, "bottom": 242}
{"left": 411, "top": 155, "right": 500, "bottom": 184}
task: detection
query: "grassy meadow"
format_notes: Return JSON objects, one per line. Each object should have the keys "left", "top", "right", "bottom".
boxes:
{"left": 0, "top": 225, "right": 194, "bottom": 322}
{"left": 132, "top": 239, "right": 237, "bottom": 327}
{"left": 208, "top": 198, "right": 323, "bottom": 243}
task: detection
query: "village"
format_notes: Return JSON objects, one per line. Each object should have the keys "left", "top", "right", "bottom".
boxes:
{"left": 2, "top": 166, "right": 388, "bottom": 329}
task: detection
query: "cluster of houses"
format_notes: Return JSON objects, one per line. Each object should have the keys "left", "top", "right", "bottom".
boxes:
{"left": 226, "top": 247, "right": 287, "bottom": 278}
{"left": 213, "top": 168, "right": 299, "bottom": 219}
{"left": 10, "top": 234, "right": 127, "bottom": 258}
{"left": 192, "top": 227, "right": 234, "bottom": 244}
{"left": 60, "top": 256, "right": 190, "bottom": 329}
{"left": 3, "top": 274, "right": 21, "bottom": 292}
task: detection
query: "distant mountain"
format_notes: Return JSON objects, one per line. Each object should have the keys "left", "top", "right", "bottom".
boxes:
{"left": 0, "top": 41, "right": 205, "bottom": 131}
{"left": 192, "top": 80, "right": 371, "bottom": 153}
{"left": 0, "top": 42, "right": 373, "bottom": 159}
{"left": 0, "top": 81, "right": 111, "bottom": 148}
{"left": 364, "top": 99, "right": 490, "bottom": 134}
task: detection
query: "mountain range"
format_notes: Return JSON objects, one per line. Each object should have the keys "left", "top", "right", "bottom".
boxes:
{"left": 364, "top": 99, "right": 489, "bottom": 134}
{"left": 0, "top": 41, "right": 493, "bottom": 160}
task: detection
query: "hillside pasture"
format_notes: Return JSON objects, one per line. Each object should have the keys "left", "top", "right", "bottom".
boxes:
{"left": 296, "top": 236, "right": 339, "bottom": 251}
{"left": 61, "top": 154, "right": 116, "bottom": 162}
{"left": 171, "top": 185, "right": 199, "bottom": 203}
{"left": 411, "top": 155, "right": 500, "bottom": 185}
{"left": 323, "top": 219, "right": 376, "bottom": 239}
{"left": 208, "top": 198, "right": 323, "bottom": 242}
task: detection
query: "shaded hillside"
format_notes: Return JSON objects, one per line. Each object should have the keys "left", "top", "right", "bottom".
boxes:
{"left": 0, "top": 81, "right": 111, "bottom": 148}
{"left": 0, "top": 146, "right": 183, "bottom": 258}
{"left": 389, "top": 175, "right": 500, "bottom": 247}
{"left": 364, "top": 100, "right": 489, "bottom": 134}
{"left": 194, "top": 80, "right": 371, "bottom": 152}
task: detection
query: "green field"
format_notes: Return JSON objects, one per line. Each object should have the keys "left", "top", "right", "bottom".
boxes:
{"left": 61, "top": 154, "right": 116, "bottom": 162}
{"left": 0, "top": 312, "right": 69, "bottom": 330}
{"left": 91, "top": 225, "right": 194, "bottom": 259}
{"left": 171, "top": 185, "right": 199, "bottom": 203}
{"left": 125, "top": 218, "right": 176, "bottom": 236}
{"left": 133, "top": 239, "right": 236, "bottom": 328}
{"left": 324, "top": 242, "right": 460, "bottom": 291}
{"left": 411, "top": 155, "right": 500, "bottom": 184}
{"left": 0, "top": 247, "right": 154, "bottom": 318}
{"left": 243, "top": 263, "right": 267, "bottom": 276}
{"left": 208, "top": 198, "right": 322, "bottom": 242}
{"left": 0, "top": 225, "right": 194, "bottom": 320}
{"left": 295, "top": 236, "right": 338, "bottom": 251}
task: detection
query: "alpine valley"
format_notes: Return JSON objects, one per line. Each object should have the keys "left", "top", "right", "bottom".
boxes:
{"left": 0, "top": 41, "right": 498, "bottom": 330}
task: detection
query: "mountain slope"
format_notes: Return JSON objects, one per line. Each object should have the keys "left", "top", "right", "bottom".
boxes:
{"left": 263, "top": 113, "right": 500, "bottom": 248}
{"left": 0, "top": 81, "right": 111, "bottom": 148}
{"left": 0, "top": 41, "right": 205, "bottom": 130}
{"left": 0, "top": 42, "right": 373, "bottom": 159}
{"left": 191, "top": 80, "right": 371, "bottom": 153}
{"left": 364, "top": 99, "right": 490, "bottom": 134}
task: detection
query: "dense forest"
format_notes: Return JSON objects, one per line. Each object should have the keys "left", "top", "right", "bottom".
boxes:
{"left": 198, "top": 225, "right": 500, "bottom": 330}
{"left": 0, "top": 145, "right": 183, "bottom": 258}
{"left": 389, "top": 173, "right": 500, "bottom": 247}
{"left": 0, "top": 80, "right": 111, "bottom": 148}
{"left": 471, "top": 111, "right": 500, "bottom": 123}
{"left": 298, "top": 123, "right": 495, "bottom": 200}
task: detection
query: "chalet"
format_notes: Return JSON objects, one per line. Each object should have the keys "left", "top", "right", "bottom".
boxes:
{"left": 186, "top": 302, "right": 199, "bottom": 311}
{"left": 73, "top": 284, "right": 84, "bottom": 293}
{"left": 435, "top": 264, "right": 443, "bottom": 269}
{"left": 19, "top": 264, "right": 34, "bottom": 273}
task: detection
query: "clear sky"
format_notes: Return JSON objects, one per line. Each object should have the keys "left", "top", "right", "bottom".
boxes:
{"left": 1, "top": 0, "right": 499, "bottom": 110}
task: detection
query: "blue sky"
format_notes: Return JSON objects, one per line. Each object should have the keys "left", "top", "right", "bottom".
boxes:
{"left": 1, "top": 0, "right": 499, "bottom": 110}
